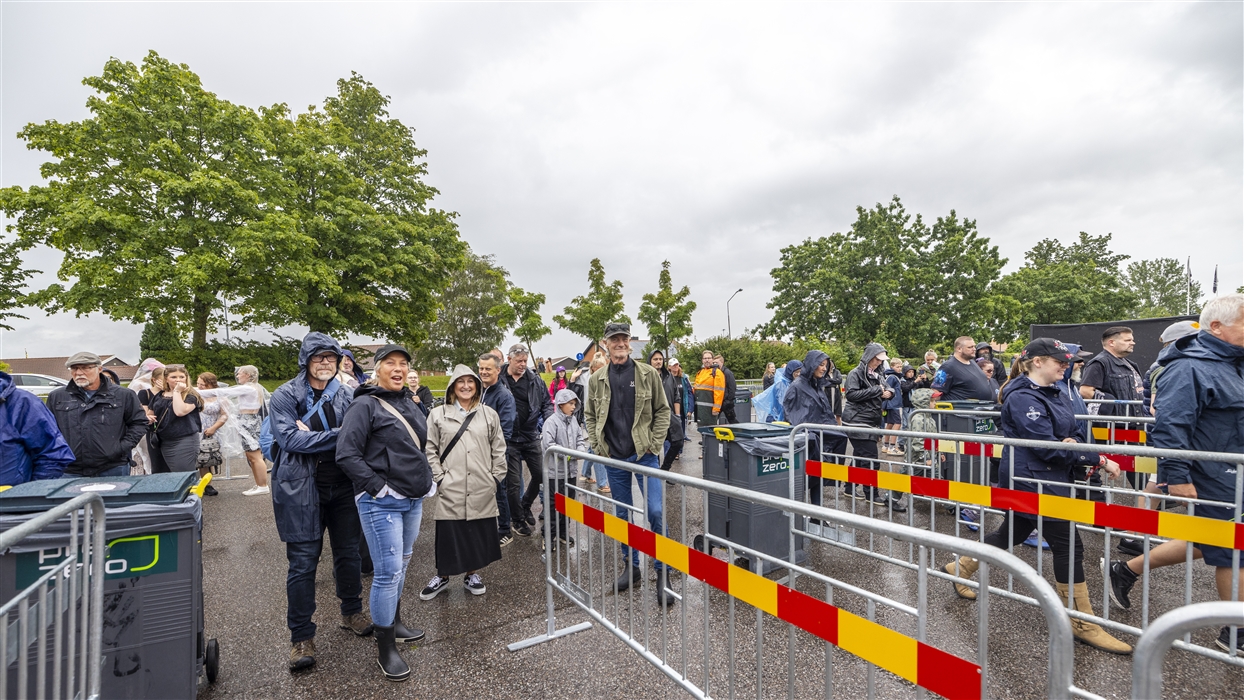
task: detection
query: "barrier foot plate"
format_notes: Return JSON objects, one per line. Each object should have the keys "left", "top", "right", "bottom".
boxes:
{"left": 506, "top": 621, "right": 593, "bottom": 652}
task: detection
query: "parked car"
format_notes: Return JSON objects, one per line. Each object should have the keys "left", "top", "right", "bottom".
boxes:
{"left": 8, "top": 373, "right": 69, "bottom": 397}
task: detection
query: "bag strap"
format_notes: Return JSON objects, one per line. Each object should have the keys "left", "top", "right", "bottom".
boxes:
{"left": 376, "top": 397, "right": 425, "bottom": 452}
{"left": 438, "top": 411, "right": 477, "bottom": 462}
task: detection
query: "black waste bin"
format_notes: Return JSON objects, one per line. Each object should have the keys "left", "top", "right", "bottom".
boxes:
{"left": 696, "top": 422, "right": 807, "bottom": 574}
{"left": 0, "top": 473, "right": 218, "bottom": 698}
{"left": 933, "top": 400, "right": 1000, "bottom": 485}
{"left": 733, "top": 387, "right": 753, "bottom": 423}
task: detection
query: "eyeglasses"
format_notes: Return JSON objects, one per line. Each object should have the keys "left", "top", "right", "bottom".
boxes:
{"left": 310, "top": 354, "right": 338, "bottom": 364}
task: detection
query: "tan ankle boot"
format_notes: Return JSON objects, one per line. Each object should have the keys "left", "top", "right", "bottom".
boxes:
{"left": 944, "top": 556, "right": 980, "bottom": 600}
{"left": 1056, "top": 582, "right": 1132, "bottom": 655}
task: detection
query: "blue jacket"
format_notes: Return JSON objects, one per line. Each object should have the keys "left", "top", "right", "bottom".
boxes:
{"left": 0, "top": 372, "right": 74, "bottom": 486}
{"left": 270, "top": 333, "right": 355, "bottom": 543}
{"left": 883, "top": 369, "right": 904, "bottom": 411}
{"left": 481, "top": 380, "right": 516, "bottom": 443}
{"left": 998, "top": 375, "right": 1098, "bottom": 497}
{"left": 783, "top": 351, "right": 835, "bottom": 428}
{"left": 1150, "top": 331, "right": 1244, "bottom": 504}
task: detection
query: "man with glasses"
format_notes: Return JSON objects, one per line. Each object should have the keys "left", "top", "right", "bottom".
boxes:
{"left": 48, "top": 351, "right": 148, "bottom": 478}
{"left": 269, "top": 333, "right": 369, "bottom": 671}
{"left": 500, "top": 345, "right": 553, "bottom": 537}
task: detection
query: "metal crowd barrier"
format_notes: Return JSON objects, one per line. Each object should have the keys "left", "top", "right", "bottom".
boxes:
{"left": 511, "top": 445, "right": 1080, "bottom": 699}
{"left": 787, "top": 423, "right": 1243, "bottom": 679}
{"left": 0, "top": 493, "right": 106, "bottom": 700}
{"left": 1131, "top": 601, "right": 1244, "bottom": 698}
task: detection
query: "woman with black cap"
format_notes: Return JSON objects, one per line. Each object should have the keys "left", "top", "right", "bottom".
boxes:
{"left": 944, "top": 338, "right": 1131, "bottom": 655}
{"left": 336, "top": 344, "right": 435, "bottom": 681}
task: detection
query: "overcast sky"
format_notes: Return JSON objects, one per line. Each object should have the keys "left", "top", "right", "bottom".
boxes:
{"left": 2, "top": 1, "right": 1241, "bottom": 364}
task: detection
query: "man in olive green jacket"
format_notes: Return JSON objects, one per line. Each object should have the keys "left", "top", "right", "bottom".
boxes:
{"left": 585, "top": 322, "right": 673, "bottom": 606}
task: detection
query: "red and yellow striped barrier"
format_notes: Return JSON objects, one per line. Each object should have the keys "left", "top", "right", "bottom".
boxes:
{"left": 1086, "top": 428, "right": 1156, "bottom": 473}
{"left": 806, "top": 461, "right": 1244, "bottom": 551}
{"left": 1090, "top": 427, "right": 1146, "bottom": 444}
{"left": 923, "top": 438, "right": 1004, "bottom": 458}
{"left": 555, "top": 493, "right": 982, "bottom": 700}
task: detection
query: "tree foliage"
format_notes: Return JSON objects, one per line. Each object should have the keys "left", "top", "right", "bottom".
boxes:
{"left": 553, "top": 258, "right": 629, "bottom": 343}
{"left": 994, "top": 232, "right": 1137, "bottom": 333}
{"left": 637, "top": 260, "right": 696, "bottom": 356}
{"left": 413, "top": 252, "right": 514, "bottom": 370}
{"left": 509, "top": 286, "right": 550, "bottom": 358}
{"left": 762, "top": 197, "right": 1018, "bottom": 356}
{"left": 0, "top": 238, "right": 33, "bottom": 331}
{"left": 1124, "top": 258, "right": 1202, "bottom": 317}
{"left": 676, "top": 336, "right": 862, "bottom": 380}
{"left": 139, "top": 317, "right": 185, "bottom": 359}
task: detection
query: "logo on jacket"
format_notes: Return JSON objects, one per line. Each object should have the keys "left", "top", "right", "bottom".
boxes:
{"left": 1026, "top": 406, "right": 1041, "bottom": 421}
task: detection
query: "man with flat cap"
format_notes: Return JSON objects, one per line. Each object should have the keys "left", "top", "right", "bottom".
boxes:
{"left": 48, "top": 351, "right": 148, "bottom": 478}
{"left": 585, "top": 322, "right": 674, "bottom": 606}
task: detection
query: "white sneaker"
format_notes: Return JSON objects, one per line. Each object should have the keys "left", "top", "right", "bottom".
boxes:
{"left": 243, "top": 485, "right": 270, "bottom": 496}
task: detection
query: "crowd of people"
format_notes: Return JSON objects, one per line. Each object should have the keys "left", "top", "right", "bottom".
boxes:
{"left": 0, "top": 293, "right": 1241, "bottom": 675}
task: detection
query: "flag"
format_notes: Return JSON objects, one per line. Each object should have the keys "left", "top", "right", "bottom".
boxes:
{"left": 1213, "top": 265, "right": 1218, "bottom": 294}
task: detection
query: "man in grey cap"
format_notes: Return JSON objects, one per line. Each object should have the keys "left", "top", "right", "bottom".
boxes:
{"left": 48, "top": 352, "right": 148, "bottom": 478}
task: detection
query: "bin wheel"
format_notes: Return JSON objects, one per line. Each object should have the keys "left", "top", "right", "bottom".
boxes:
{"left": 205, "top": 638, "right": 219, "bottom": 684}
{"left": 692, "top": 534, "right": 708, "bottom": 553}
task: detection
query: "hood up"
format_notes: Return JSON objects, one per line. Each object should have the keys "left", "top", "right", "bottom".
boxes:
{"left": 445, "top": 364, "right": 483, "bottom": 401}
{"left": 782, "top": 360, "right": 803, "bottom": 381}
{"left": 298, "top": 332, "right": 343, "bottom": 370}
{"left": 801, "top": 351, "right": 828, "bottom": 388}
{"left": 860, "top": 343, "right": 886, "bottom": 367}
{"left": 975, "top": 342, "right": 994, "bottom": 358}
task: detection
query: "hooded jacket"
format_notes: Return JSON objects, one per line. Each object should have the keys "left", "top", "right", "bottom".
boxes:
{"left": 997, "top": 375, "right": 1098, "bottom": 497}
{"left": 0, "top": 371, "right": 73, "bottom": 486}
{"left": 500, "top": 365, "right": 554, "bottom": 444}
{"left": 882, "top": 367, "right": 905, "bottom": 412}
{"left": 48, "top": 374, "right": 148, "bottom": 476}
{"left": 585, "top": 359, "right": 670, "bottom": 459}
{"left": 542, "top": 388, "right": 591, "bottom": 479}
{"left": 270, "top": 332, "right": 356, "bottom": 543}
{"left": 1150, "top": 331, "right": 1244, "bottom": 504}
{"left": 783, "top": 351, "right": 835, "bottom": 428}
{"left": 842, "top": 343, "right": 888, "bottom": 427}
{"left": 974, "top": 342, "right": 1006, "bottom": 381}
{"left": 336, "top": 368, "right": 433, "bottom": 500}
{"left": 822, "top": 360, "right": 844, "bottom": 417}
{"left": 426, "top": 365, "right": 508, "bottom": 521}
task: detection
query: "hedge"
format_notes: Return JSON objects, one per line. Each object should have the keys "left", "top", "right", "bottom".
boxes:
{"left": 674, "top": 337, "right": 864, "bottom": 380}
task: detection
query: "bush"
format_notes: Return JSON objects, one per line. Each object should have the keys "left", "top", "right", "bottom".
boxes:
{"left": 675, "top": 336, "right": 863, "bottom": 379}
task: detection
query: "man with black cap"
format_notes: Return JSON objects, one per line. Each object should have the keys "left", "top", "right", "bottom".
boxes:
{"left": 48, "top": 351, "right": 148, "bottom": 479}
{"left": 585, "top": 322, "right": 674, "bottom": 606}
{"left": 500, "top": 343, "right": 554, "bottom": 536}
{"left": 269, "top": 332, "right": 369, "bottom": 671}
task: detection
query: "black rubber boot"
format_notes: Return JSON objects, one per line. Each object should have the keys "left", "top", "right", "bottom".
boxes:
{"left": 655, "top": 569, "right": 675, "bottom": 607}
{"left": 614, "top": 564, "right": 642, "bottom": 593}
{"left": 392, "top": 603, "right": 425, "bottom": 643}
{"left": 374, "top": 625, "right": 410, "bottom": 682}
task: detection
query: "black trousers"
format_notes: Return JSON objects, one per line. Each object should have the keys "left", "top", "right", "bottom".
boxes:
{"left": 660, "top": 438, "right": 683, "bottom": 470}
{"left": 506, "top": 441, "right": 544, "bottom": 524}
{"left": 984, "top": 512, "right": 1085, "bottom": 584}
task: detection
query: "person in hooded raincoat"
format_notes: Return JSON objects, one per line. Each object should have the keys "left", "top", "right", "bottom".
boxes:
{"left": 783, "top": 351, "right": 838, "bottom": 510}
{"left": 754, "top": 359, "right": 800, "bottom": 423}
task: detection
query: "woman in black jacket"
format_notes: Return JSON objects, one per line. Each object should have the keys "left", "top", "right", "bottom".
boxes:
{"left": 841, "top": 343, "right": 900, "bottom": 509}
{"left": 336, "top": 345, "right": 435, "bottom": 682}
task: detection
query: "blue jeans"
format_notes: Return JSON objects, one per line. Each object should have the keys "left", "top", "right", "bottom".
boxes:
{"left": 356, "top": 494, "right": 424, "bottom": 627}
{"left": 583, "top": 449, "right": 607, "bottom": 485}
{"left": 286, "top": 482, "right": 363, "bottom": 643}
{"left": 605, "top": 453, "right": 664, "bottom": 571}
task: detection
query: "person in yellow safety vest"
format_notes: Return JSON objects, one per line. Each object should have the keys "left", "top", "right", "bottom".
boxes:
{"left": 693, "top": 350, "right": 726, "bottom": 425}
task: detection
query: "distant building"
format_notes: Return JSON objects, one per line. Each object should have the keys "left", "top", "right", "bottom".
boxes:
{"left": 1, "top": 355, "right": 139, "bottom": 382}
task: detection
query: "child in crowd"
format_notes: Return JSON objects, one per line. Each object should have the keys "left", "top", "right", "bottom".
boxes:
{"left": 541, "top": 389, "right": 589, "bottom": 545}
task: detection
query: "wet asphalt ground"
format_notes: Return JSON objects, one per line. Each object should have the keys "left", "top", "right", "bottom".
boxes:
{"left": 195, "top": 440, "right": 1242, "bottom": 700}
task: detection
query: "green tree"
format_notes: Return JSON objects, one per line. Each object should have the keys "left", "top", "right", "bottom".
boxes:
{"left": 0, "top": 51, "right": 309, "bottom": 348}
{"left": 139, "top": 317, "right": 185, "bottom": 359}
{"left": 509, "top": 286, "right": 550, "bottom": 358}
{"left": 553, "top": 258, "right": 629, "bottom": 343}
{"left": 0, "top": 238, "right": 33, "bottom": 331}
{"left": 762, "top": 197, "right": 1018, "bottom": 356}
{"left": 1124, "top": 258, "right": 1203, "bottom": 317}
{"left": 259, "top": 74, "right": 465, "bottom": 346}
{"left": 637, "top": 260, "right": 696, "bottom": 356}
{"left": 412, "top": 252, "right": 514, "bottom": 370}
{"left": 995, "top": 232, "right": 1137, "bottom": 331}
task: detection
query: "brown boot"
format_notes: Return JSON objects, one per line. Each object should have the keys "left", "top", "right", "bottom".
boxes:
{"left": 1057, "top": 582, "right": 1132, "bottom": 655}
{"left": 943, "top": 556, "right": 979, "bottom": 600}
{"left": 288, "top": 638, "right": 316, "bottom": 671}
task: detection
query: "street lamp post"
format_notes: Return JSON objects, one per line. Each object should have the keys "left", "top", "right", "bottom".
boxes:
{"left": 726, "top": 288, "right": 743, "bottom": 337}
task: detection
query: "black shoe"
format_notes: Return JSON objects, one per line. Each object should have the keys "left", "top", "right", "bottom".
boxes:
{"left": 1216, "top": 626, "right": 1244, "bottom": 653}
{"left": 889, "top": 497, "right": 907, "bottom": 513}
{"left": 522, "top": 507, "right": 536, "bottom": 527}
{"left": 1102, "top": 558, "right": 1137, "bottom": 611}
{"left": 614, "top": 565, "right": 643, "bottom": 593}
{"left": 419, "top": 575, "right": 450, "bottom": 601}
{"left": 557, "top": 534, "right": 575, "bottom": 548}
{"left": 392, "top": 603, "right": 425, "bottom": 643}
{"left": 499, "top": 533, "right": 514, "bottom": 547}
{"left": 1117, "top": 538, "right": 1145, "bottom": 557}
{"left": 374, "top": 625, "right": 410, "bottom": 682}
{"left": 655, "top": 569, "right": 675, "bottom": 607}
{"left": 869, "top": 489, "right": 888, "bottom": 506}
{"left": 513, "top": 522, "right": 533, "bottom": 537}
{"left": 203, "top": 484, "right": 219, "bottom": 496}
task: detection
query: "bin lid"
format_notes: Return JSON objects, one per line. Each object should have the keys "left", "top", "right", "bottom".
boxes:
{"left": 0, "top": 473, "right": 197, "bottom": 514}
{"left": 934, "top": 399, "right": 999, "bottom": 411}
{"left": 698, "top": 421, "right": 791, "bottom": 438}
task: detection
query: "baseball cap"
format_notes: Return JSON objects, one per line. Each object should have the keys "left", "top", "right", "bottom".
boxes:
{"left": 603, "top": 322, "right": 630, "bottom": 339}
{"left": 1159, "top": 320, "right": 1200, "bottom": 344}
{"left": 65, "top": 352, "right": 102, "bottom": 368}
{"left": 668, "top": 358, "right": 680, "bottom": 367}
{"left": 1019, "top": 338, "right": 1076, "bottom": 363}
{"left": 373, "top": 344, "right": 411, "bottom": 364}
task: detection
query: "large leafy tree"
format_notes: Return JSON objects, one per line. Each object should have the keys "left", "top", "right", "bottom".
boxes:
{"left": 0, "top": 51, "right": 310, "bottom": 348}
{"left": 554, "top": 258, "right": 629, "bottom": 343}
{"left": 1124, "top": 258, "right": 1202, "bottom": 317}
{"left": 509, "top": 286, "right": 550, "bottom": 358}
{"left": 637, "top": 260, "right": 696, "bottom": 355}
{"left": 995, "top": 232, "right": 1137, "bottom": 332}
{"left": 762, "top": 197, "right": 1018, "bottom": 356}
{"left": 0, "top": 238, "right": 33, "bottom": 331}
{"left": 413, "top": 251, "right": 514, "bottom": 370}
{"left": 259, "top": 74, "right": 465, "bottom": 345}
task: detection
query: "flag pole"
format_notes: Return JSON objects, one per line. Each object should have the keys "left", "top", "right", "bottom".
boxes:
{"left": 1186, "top": 257, "right": 1191, "bottom": 315}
